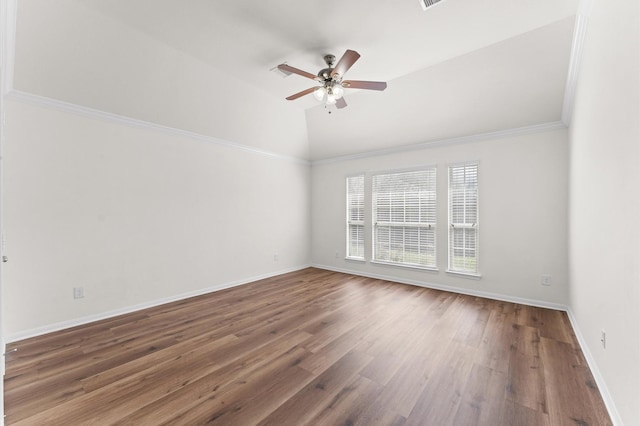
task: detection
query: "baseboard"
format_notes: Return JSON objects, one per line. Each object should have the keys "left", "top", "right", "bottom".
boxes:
{"left": 6, "top": 264, "right": 311, "bottom": 343}
{"left": 312, "top": 263, "right": 568, "bottom": 311}
{"left": 4, "top": 264, "right": 623, "bottom": 424}
{"left": 566, "top": 309, "right": 623, "bottom": 426}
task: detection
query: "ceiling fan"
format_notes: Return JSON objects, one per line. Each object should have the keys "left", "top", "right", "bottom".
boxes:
{"left": 278, "top": 49, "right": 387, "bottom": 109}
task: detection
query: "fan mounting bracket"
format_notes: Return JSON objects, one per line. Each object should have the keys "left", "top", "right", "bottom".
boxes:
{"left": 323, "top": 54, "right": 336, "bottom": 67}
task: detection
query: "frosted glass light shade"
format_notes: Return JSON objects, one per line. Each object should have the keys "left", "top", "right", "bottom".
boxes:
{"left": 332, "top": 84, "right": 344, "bottom": 99}
{"left": 313, "top": 86, "right": 326, "bottom": 101}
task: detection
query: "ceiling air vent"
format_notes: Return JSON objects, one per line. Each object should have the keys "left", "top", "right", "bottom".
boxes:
{"left": 420, "top": 0, "right": 443, "bottom": 11}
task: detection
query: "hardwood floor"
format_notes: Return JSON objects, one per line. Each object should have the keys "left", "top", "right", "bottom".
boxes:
{"left": 4, "top": 268, "right": 612, "bottom": 425}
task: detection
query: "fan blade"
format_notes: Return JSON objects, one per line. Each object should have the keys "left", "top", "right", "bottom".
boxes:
{"left": 342, "top": 80, "right": 387, "bottom": 91}
{"left": 330, "top": 50, "right": 360, "bottom": 78}
{"left": 278, "top": 64, "right": 319, "bottom": 80}
{"left": 336, "top": 97, "right": 347, "bottom": 109}
{"left": 286, "top": 87, "right": 317, "bottom": 100}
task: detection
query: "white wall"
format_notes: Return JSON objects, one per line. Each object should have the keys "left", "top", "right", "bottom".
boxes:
{"left": 2, "top": 98, "right": 310, "bottom": 339}
{"left": 13, "top": 0, "right": 309, "bottom": 159}
{"left": 311, "top": 129, "right": 569, "bottom": 306}
{"left": 568, "top": 0, "right": 640, "bottom": 423}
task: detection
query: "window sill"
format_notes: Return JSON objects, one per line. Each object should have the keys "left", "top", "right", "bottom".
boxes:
{"left": 371, "top": 260, "right": 439, "bottom": 272}
{"left": 345, "top": 257, "right": 366, "bottom": 263}
{"left": 446, "top": 270, "right": 482, "bottom": 280}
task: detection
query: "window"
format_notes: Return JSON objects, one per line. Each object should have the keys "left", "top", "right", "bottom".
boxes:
{"left": 372, "top": 169, "right": 436, "bottom": 268}
{"left": 346, "top": 175, "right": 365, "bottom": 259}
{"left": 448, "top": 163, "right": 479, "bottom": 275}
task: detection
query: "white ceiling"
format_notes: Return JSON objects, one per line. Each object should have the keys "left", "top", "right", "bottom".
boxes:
{"left": 12, "top": 0, "right": 580, "bottom": 161}
{"left": 307, "top": 17, "right": 575, "bottom": 159}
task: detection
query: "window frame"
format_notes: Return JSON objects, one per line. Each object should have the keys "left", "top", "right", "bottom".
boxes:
{"left": 346, "top": 174, "right": 365, "bottom": 261}
{"left": 447, "top": 162, "right": 480, "bottom": 277}
{"left": 371, "top": 166, "right": 438, "bottom": 270}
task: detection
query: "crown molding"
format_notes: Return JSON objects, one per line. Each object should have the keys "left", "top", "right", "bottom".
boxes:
{"left": 311, "top": 121, "right": 567, "bottom": 166}
{"left": 561, "top": 0, "right": 595, "bottom": 125}
{"left": 6, "top": 88, "right": 568, "bottom": 168}
{"left": 9, "top": 87, "right": 566, "bottom": 168}
{"left": 5, "top": 90, "right": 311, "bottom": 166}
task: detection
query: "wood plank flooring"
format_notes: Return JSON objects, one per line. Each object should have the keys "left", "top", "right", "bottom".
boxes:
{"left": 4, "top": 268, "right": 612, "bottom": 425}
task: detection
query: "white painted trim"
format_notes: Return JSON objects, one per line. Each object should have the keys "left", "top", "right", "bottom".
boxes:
{"left": 4, "top": 88, "right": 568, "bottom": 168}
{"left": 369, "top": 163, "right": 438, "bottom": 178}
{"left": 311, "top": 121, "right": 567, "bottom": 166}
{"left": 312, "top": 263, "right": 568, "bottom": 311}
{"left": 370, "top": 260, "right": 439, "bottom": 273}
{"left": 561, "top": 12, "right": 591, "bottom": 125}
{"left": 445, "top": 270, "right": 482, "bottom": 280}
{"left": 4, "top": 90, "right": 310, "bottom": 166}
{"left": 566, "top": 308, "right": 623, "bottom": 426}
{"left": 447, "top": 161, "right": 481, "bottom": 276}
{"left": 6, "top": 264, "right": 311, "bottom": 343}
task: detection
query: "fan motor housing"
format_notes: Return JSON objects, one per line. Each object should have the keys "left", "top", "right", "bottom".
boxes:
{"left": 318, "top": 54, "right": 337, "bottom": 80}
{"left": 317, "top": 68, "right": 331, "bottom": 80}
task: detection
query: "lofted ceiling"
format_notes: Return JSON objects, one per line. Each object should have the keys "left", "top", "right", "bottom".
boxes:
{"left": 12, "top": 0, "right": 580, "bottom": 161}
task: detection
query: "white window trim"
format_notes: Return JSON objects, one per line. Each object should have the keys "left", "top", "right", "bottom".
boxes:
{"left": 346, "top": 173, "right": 365, "bottom": 261}
{"left": 447, "top": 162, "right": 480, "bottom": 276}
{"left": 371, "top": 167, "right": 437, "bottom": 269}
{"left": 371, "top": 260, "right": 439, "bottom": 272}
{"left": 446, "top": 269, "right": 482, "bottom": 279}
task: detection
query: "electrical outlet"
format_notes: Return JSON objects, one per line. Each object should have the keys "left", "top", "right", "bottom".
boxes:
{"left": 273, "top": 253, "right": 278, "bottom": 262}
{"left": 73, "top": 287, "right": 84, "bottom": 299}
{"left": 335, "top": 251, "right": 340, "bottom": 259}
{"left": 541, "top": 274, "right": 552, "bottom": 286}
{"left": 600, "top": 330, "right": 606, "bottom": 349}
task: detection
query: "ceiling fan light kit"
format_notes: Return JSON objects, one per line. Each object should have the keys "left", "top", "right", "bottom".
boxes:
{"left": 313, "top": 84, "right": 344, "bottom": 104}
{"left": 278, "top": 49, "right": 387, "bottom": 110}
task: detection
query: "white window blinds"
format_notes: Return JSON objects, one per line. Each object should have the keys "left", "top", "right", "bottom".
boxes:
{"left": 346, "top": 175, "right": 365, "bottom": 259}
{"left": 448, "top": 163, "right": 478, "bottom": 274}
{"left": 373, "top": 169, "right": 436, "bottom": 268}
